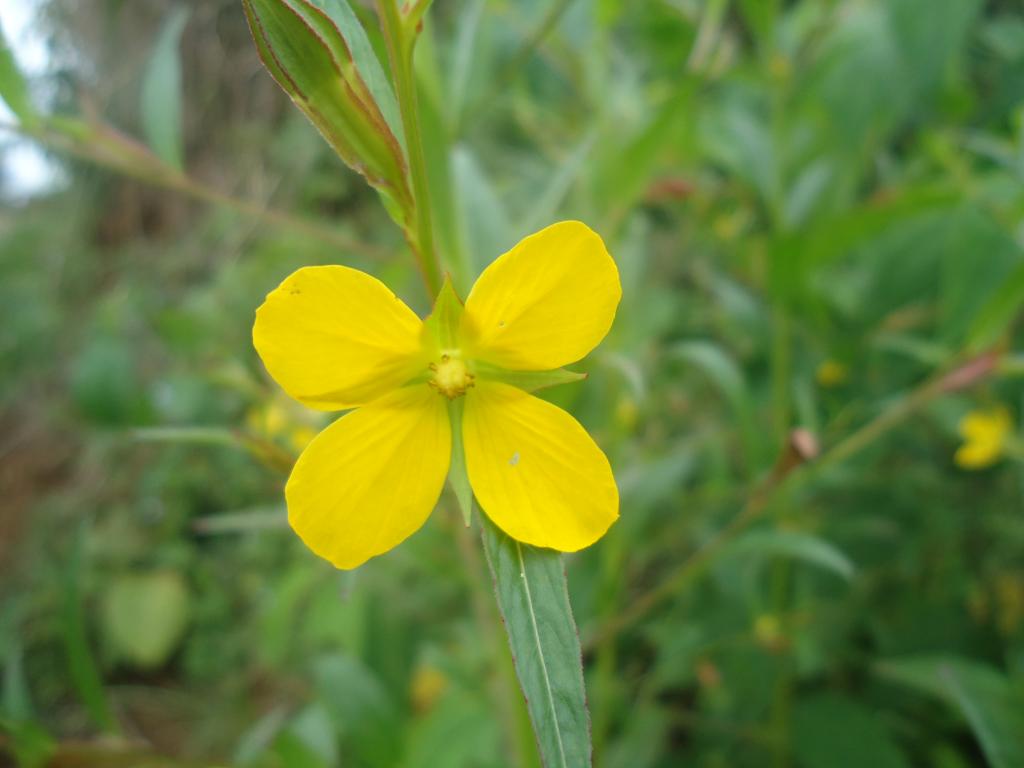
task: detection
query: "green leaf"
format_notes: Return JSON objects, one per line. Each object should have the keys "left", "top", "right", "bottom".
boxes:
{"left": 312, "top": 654, "right": 402, "bottom": 768}
{"left": 592, "top": 86, "right": 692, "bottom": 217}
{"left": 967, "top": 259, "right": 1024, "bottom": 351}
{"left": 306, "top": 0, "right": 403, "bottom": 148}
{"left": 521, "top": 129, "right": 596, "bottom": 234}
{"left": 481, "top": 515, "right": 591, "bottom": 768}
{"left": 2, "top": 616, "right": 33, "bottom": 720}
{"left": 140, "top": 6, "right": 189, "bottom": 169}
{"left": 938, "top": 207, "right": 1022, "bottom": 344}
{"left": 242, "top": 0, "right": 412, "bottom": 214}
{"left": 70, "top": 337, "right": 151, "bottom": 426}
{"left": 672, "top": 341, "right": 765, "bottom": 470}
{"left": 283, "top": 705, "right": 338, "bottom": 768}
{"left": 876, "top": 656, "right": 1024, "bottom": 768}
{"left": 476, "top": 363, "right": 588, "bottom": 393}
{"left": 60, "top": 526, "right": 115, "bottom": 731}
{"left": 0, "top": 719, "right": 55, "bottom": 768}
{"left": 452, "top": 145, "right": 512, "bottom": 280}
{"left": 100, "top": 570, "right": 190, "bottom": 669}
{"left": 405, "top": 688, "right": 502, "bottom": 768}
{"left": 792, "top": 693, "right": 910, "bottom": 768}
{"left": 722, "top": 530, "right": 856, "bottom": 581}
{"left": 447, "top": 0, "right": 485, "bottom": 131}
{"left": 0, "top": 18, "right": 36, "bottom": 126}
{"left": 736, "top": 0, "right": 779, "bottom": 47}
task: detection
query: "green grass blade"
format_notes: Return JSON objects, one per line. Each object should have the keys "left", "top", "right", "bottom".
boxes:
{"left": 60, "top": 525, "right": 115, "bottom": 732}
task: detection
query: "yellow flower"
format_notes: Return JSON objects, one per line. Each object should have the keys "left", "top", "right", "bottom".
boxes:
{"left": 246, "top": 397, "right": 320, "bottom": 453}
{"left": 253, "top": 221, "right": 621, "bottom": 569}
{"left": 955, "top": 407, "right": 1012, "bottom": 470}
{"left": 816, "top": 359, "right": 848, "bottom": 388}
{"left": 410, "top": 663, "right": 448, "bottom": 713}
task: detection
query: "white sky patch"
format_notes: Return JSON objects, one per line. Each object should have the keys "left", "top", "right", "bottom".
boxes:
{"left": 1, "top": 1, "right": 65, "bottom": 201}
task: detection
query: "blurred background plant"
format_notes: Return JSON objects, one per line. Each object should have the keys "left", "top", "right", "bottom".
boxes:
{"left": 3, "top": 0, "right": 1024, "bottom": 766}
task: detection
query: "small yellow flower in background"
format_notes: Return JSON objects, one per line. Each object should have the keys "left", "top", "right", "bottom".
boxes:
{"left": 410, "top": 663, "right": 448, "bottom": 713}
{"left": 253, "top": 221, "right": 621, "bottom": 569}
{"left": 955, "top": 406, "right": 1012, "bottom": 470}
{"left": 753, "top": 614, "right": 784, "bottom": 651}
{"left": 614, "top": 395, "right": 639, "bottom": 431}
{"left": 816, "top": 359, "right": 848, "bottom": 388}
{"left": 994, "top": 572, "right": 1024, "bottom": 636}
{"left": 246, "top": 397, "right": 320, "bottom": 454}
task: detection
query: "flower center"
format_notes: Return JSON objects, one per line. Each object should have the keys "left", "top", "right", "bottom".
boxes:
{"left": 429, "top": 353, "right": 475, "bottom": 399}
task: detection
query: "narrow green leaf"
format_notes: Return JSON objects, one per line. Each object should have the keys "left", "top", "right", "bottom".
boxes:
{"left": 140, "top": 6, "right": 189, "bottom": 169}
{"left": 60, "top": 525, "right": 115, "bottom": 731}
{"left": 481, "top": 515, "right": 591, "bottom": 768}
{"left": 792, "top": 694, "right": 910, "bottom": 768}
{"left": 723, "top": 530, "right": 856, "bottom": 581}
{"left": 242, "top": 0, "right": 411, "bottom": 212}
{"left": 521, "top": 130, "right": 596, "bottom": 234}
{"left": 192, "top": 506, "right": 287, "bottom": 535}
{"left": 448, "top": 0, "right": 485, "bottom": 130}
{"left": 0, "top": 19, "right": 36, "bottom": 126}
{"left": 312, "top": 655, "right": 402, "bottom": 767}
{"left": 476, "top": 363, "right": 588, "bottom": 393}
{"left": 592, "top": 87, "right": 691, "bottom": 217}
{"left": 2, "top": 622, "right": 33, "bottom": 719}
{"left": 968, "top": 260, "right": 1024, "bottom": 351}
{"left": 673, "top": 341, "right": 766, "bottom": 469}
{"left": 453, "top": 146, "right": 512, "bottom": 280}
{"left": 402, "top": 0, "right": 436, "bottom": 34}
{"left": 736, "top": 0, "right": 779, "bottom": 46}
{"left": 306, "top": 0, "right": 403, "bottom": 148}
{"left": 876, "top": 656, "right": 1024, "bottom": 768}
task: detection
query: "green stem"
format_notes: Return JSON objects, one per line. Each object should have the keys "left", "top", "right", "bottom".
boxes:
{"left": 771, "top": 304, "right": 791, "bottom": 443}
{"left": 769, "top": 661, "right": 793, "bottom": 768}
{"left": 1, "top": 119, "right": 390, "bottom": 261}
{"left": 377, "top": 2, "right": 531, "bottom": 759}
{"left": 768, "top": 553, "right": 793, "bottom": 768}
{"left": 377, "top": 0, "right": 443, "bottom": 297}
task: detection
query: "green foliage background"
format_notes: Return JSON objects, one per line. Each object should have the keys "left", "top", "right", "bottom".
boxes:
{"left": 2, "top": 0, "right": 1024, "bottom": 766}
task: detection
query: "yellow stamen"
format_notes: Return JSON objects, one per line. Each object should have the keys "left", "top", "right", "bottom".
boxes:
{"left": 429, "top": 353, "right": 474, "bottom": 399}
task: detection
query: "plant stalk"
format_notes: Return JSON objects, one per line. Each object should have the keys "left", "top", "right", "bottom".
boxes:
{"left": 376, "top": 0, "right": 443, "bottom": 297}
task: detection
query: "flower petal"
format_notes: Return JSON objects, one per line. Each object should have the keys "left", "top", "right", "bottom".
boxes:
{"left": 460, "top": 221, "right": 621, "bottom": 370}
{"left": 463, "top": 382, "right": 618, "bottom": 551}
{"left": 954, "top": 439, "right": 1001, "bottom": 470}
{"left": 958, "top": 408, "right": 1011, "bottom": 442}
{"left": 286, "top": 385, "right": 451, "bottom": 569}
{"left": 254, "top": 266, "right": 426, "bottom": 410}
